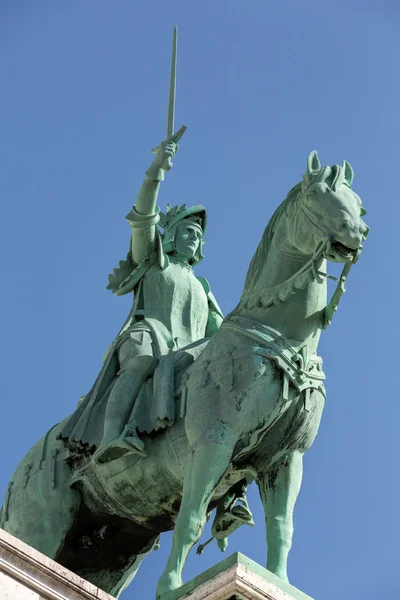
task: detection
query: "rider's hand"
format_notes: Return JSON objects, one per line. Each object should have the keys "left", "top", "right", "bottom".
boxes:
{"left": 154, "top": 139, "right": 178, "bottom": 172}
{"left": 146, "top": 138, "right": 178, "bottom": 181}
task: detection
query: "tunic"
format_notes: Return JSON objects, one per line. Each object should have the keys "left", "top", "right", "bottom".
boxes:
{"left": 60, "top": 200, "right": 223, "bottom": 450}
{"left": 142, "top": 260, "right": 209, "bottom": 356}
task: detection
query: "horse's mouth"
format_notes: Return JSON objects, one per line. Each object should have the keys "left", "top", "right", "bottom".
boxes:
{"left": 327, "top": 241, "right": 357, "bottom": 262}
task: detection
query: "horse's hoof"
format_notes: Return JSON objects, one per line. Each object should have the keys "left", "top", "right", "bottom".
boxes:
{"left": 268, "top": 567, "right": 289, "bottom": 583}
{"left": 231, "top": 503, "right": 254, "bottom": 525}
{"left": 156, "top": 572, "right": 182, "bottom": 599}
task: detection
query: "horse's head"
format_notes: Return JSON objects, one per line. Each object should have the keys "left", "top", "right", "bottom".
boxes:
{"left": 296, "top": 151, "right": 369, "bottom": 262}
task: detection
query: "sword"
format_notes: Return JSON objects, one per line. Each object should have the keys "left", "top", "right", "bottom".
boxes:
{"left": 151, "top": 25, "right": 187, "bottom": 171}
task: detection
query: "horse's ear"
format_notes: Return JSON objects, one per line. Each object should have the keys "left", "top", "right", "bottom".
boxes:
{"left": 342, "top": 160, "right": 354, "bottom": 187}
{"left": 306, "top": 151, "right": 321, "bottom": 176}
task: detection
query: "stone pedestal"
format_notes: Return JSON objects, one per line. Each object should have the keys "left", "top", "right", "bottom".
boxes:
{"left": 163, "top": 553, "right": 314, "bottom": 600}
{"left": 0, "top": 528, "right": 115, "bottom": 600}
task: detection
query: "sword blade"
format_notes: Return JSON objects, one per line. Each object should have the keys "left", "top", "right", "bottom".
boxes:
{"left": 167, "top": 25, "right": 178, "bottom": 139}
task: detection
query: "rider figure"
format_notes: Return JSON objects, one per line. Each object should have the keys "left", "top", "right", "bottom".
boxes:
{"left": 93, "top": 140, "right": 224, "bottom": 464}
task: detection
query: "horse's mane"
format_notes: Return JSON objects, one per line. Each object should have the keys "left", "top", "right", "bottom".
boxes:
{"left": 242, "top": 182, "right": 302, "bottom": 296}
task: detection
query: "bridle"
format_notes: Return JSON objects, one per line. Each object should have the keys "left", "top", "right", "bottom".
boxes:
{"left": 239, "top": 196, "right": 363, "bottom": 329}
{"left": 319, "top": 245, "right": 362, "bottom": 329}
{"left": 297, "top": 199, "right": 363, "bottom": 328}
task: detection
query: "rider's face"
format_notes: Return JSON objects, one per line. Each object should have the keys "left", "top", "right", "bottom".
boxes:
{"left": 174, "top": 220, "right": 202, "bottom": 262}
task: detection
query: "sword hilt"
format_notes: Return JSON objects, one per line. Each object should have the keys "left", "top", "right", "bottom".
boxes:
{"left": 151, "top": 125, "right": 187, "bottom": 171}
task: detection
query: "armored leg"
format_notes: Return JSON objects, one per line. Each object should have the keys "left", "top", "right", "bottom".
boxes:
{"left": 94, "top": 328, "right": 157, "bottom": 464}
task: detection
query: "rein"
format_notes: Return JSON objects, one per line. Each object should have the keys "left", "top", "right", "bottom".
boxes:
{"left": 239, "top": 211, "right": 362, "bottom": 329}
{"left": 295, "top": 196, "right": 363, "bottom": 328}
{"left": 320, "top": 246, "right": 362, "bottom": 329}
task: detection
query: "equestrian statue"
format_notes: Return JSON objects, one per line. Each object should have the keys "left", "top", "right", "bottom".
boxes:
{"left": 0, "top": 27, "right": 369, "bottom": 600}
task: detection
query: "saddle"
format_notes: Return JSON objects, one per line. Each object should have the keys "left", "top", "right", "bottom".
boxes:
{"left": 127, "top": 338, "right": 209, "bottom": 435}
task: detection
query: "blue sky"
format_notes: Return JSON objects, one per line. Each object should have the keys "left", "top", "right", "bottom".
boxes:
{"left": 0, "top": 1, "right": 399, "bottom": 599}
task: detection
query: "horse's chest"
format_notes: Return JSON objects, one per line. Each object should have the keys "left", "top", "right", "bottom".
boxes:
{"left": 188, "top": 330, "right": 282, "bottom": 430}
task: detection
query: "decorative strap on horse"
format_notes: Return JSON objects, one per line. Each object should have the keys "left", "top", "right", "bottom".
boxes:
{"left": 239, "top": 232, "right": 362, "bottom": 328}
{"left": 239, "top": 238, "right": 329, "bottom": 310}
{"left": 221, "top": 315, "right": 326, "bottom": 402}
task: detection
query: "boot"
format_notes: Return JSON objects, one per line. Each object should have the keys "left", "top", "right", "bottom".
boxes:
{"left": 93, "top": 426, "right": 146, "bottom": 465}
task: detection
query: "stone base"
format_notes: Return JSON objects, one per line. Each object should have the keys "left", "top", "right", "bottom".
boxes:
{"left": 163, "top": 553, "right": 314, "bottom": 600}
{"left": 0, "top": 528, "right": 115, "bottom": 600}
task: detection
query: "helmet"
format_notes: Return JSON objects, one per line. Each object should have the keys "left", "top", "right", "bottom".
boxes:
{"left": 160, "top": 204, "right": 207, "bottom": 265}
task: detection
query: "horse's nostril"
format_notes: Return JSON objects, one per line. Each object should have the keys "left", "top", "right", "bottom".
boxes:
{"left": 360, "top": 223, "right": 370, "bottom": 239}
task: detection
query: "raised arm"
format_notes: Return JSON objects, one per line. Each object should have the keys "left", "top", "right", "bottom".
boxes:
{"left": 125, "top": 140, "right": 177, "bottom": 265}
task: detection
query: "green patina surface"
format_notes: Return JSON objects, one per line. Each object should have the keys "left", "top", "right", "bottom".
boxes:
{"left": 162, "top": 553, "right": 314, "bottom": 600}
{"left": 0, "top": 27, "right": 368, "bottom": 600}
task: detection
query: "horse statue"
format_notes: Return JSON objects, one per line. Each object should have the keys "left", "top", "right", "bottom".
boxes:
{"left": 0, "top": 150, "right": 368, "bottom": 599}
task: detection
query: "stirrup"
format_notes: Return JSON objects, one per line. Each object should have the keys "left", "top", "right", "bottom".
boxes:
{"left": 93, "top": 435, "right": 146, "bottom": 465}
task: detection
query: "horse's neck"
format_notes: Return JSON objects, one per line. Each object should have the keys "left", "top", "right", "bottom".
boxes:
{"left": 238, "top": 218, "right": 327, "bottom": 355}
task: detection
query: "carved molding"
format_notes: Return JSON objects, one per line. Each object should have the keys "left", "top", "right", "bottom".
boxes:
{"left": 175, "top": 563, "right": 299, "bottom": 600}
{"left": 0, "top": 528, "right": 114, "bottom": 600}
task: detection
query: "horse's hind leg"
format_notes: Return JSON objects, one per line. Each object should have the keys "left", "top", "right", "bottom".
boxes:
{"left": 156, "top": 441, "right": 234, "bottom": 599}
{"left": 2, "top": 422, "right": 80, "bottom": 559}
{"left": 258, "top": 450, "right": 303, "bottom": 581}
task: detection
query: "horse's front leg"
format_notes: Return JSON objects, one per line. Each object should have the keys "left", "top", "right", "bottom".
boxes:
{"left": 258, "top": 450, "right": 303, "bottom": 581}
{"left": 156, "top": 441, "right": 234, "bottom": 599}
